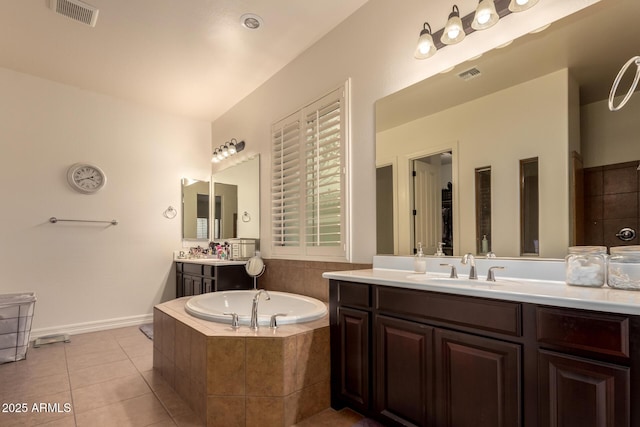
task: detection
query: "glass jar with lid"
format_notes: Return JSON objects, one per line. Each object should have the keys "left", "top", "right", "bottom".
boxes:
{"left": 608, "top": 246, "right": 640, "bottom": 290}
{"left": 565, "top": 246, "right": 607, "bottom": 287}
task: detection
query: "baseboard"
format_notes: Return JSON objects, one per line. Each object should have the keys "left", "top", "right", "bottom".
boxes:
{"left": 29, "top": 313, "right": 154, "bottom": 340}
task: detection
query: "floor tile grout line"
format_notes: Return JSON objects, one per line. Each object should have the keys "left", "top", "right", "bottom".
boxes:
{"left": 62, "top": 341, "right": 78, "bottom": 427}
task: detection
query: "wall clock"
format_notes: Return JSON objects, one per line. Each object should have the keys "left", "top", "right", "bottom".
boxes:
{"left": 67, "top": 163, "right": 106, "bottom": 194}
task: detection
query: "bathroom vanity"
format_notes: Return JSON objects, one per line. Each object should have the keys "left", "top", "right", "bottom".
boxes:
{"left": 175, "top": 260, "right": 252, "bottom": 297}
{"left": 325, "top": 259, "right": 640, "bottom": 427}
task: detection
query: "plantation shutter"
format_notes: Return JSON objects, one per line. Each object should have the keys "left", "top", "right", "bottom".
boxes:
{"left": 271, "top": 114, "right": 301, "bottom": 251}
{"left": 271, "top": 84, "right": 347, "bottom": 259}
{"left": 303, "top": 90, "right": 344, "bottom": 256}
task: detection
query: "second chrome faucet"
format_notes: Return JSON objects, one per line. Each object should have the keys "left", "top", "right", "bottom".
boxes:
{"left": 461, "top": 253, "right": 477, "bottom": 279}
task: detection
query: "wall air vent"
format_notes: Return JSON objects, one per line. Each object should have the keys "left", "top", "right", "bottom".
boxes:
{"left": 458, "top": 67, "right": 482, "bottom": 81}
{"left": 49, "top": 0, "right": 99, "bottom": 27}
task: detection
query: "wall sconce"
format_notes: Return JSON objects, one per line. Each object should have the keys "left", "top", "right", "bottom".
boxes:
{"left": 212, "top": 138, "right": 246, "bottom": 163}
{"left": 441, "top": 5, "right": 465, "bottom": 45}
{"left": 414, "top": 22, "right": 437, "bottom": 59}
{"left": 508, "top": 0, "right": 538, "bottom": 12}
{"left": 415, "top": 0, "right": 537, "bottom": 60}
{"left": 472, "top": 0, "right": 500, "bottom": 30}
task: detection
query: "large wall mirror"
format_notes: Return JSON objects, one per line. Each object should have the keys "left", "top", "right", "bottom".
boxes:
{"left": 376, "top": 0, "right": 640, "bottom": 258}
{"left": 212, "top": 155, "right": 260, "bottom": 240}
{"left": 182, "top": 178, "right": 210, "bottom": 240}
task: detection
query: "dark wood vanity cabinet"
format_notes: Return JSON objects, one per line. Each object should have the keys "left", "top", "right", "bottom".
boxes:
{"left": 329, "top": 279, "right": 640, "bottom": 427}
{"left": 175, "top": 262, "right": 252, "bottom": 297}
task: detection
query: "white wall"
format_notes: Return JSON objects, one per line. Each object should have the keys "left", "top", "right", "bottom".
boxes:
{"left": 210, "top": 0, "right": 600, "bottom": 263}
{"left": 377, "top": 70, "right": 572, "bottom": 259}
{"left": 581, "top": 94, "right": 640, "bottom": 168}
{"left": 0, "top": 67, "right": 211, "bottom": 333}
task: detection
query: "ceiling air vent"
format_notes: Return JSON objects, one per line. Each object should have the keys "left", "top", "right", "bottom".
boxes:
{"left": 458, "top": 67, "right": 482, "bottom": 82}
{"left": 49, "top": 0, "right": 99, "bottom": 27}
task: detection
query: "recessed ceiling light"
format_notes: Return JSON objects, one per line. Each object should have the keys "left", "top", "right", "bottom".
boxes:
{"left": 240, "top": 13, "right": 263, "bottom": 30}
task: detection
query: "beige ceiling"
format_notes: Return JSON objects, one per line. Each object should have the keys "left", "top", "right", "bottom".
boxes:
{"left": 0, "top": 0, "right": 368, "bottom": 121}
{"left": 377, "top": 0, "right": 640, "bottom": 131}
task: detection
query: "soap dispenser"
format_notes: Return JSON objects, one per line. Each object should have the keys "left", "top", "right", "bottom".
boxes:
{"left": 434, "top": 242, "right": 445, "bottom": 257}
{"left": 414, "top": 242, "right": 427, "bottom": 273}
{"left": 481, "top": 235, "right": 489, "bottom": 254}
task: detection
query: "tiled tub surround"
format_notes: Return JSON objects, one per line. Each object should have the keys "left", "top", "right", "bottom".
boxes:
{"left": 153, "top": 297, "right": 331, "bottom": 427}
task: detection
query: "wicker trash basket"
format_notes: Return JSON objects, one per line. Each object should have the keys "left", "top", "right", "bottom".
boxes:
{"left": 0, "top": 292, "right": 36, "bottom": 364}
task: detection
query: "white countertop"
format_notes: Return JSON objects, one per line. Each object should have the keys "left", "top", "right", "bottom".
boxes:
{"left": 323, "top": 266, "right": 640, "bottom": 316}
{"left": 174, "top": 257, "right": 247, "bottom": 266}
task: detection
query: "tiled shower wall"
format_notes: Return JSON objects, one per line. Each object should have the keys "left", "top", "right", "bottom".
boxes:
{"left": 584, "top": 161, "right": 640, "bottom": 248}
{"left": 259, "top": 260, "right": 372, "bottom": 302}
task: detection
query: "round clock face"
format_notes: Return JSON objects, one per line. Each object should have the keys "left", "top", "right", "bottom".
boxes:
{"left": 67, "top": 163, "right": 106, "bottom": 194}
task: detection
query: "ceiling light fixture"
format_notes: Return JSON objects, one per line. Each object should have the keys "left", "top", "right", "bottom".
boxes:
{"left": 240, "top": 13, "right": 263, "bottom": 30}
{"left": 212, "top": 139, "right": 245, "bottom": 163}
{"left": 441, "top": 5, "right": 466, "bottom": 45}
{"left": 414, "top": 23, "right": 437, "bottom": 59}
{"left": 472, "top": 0, "right": 500, "bottom": 30}
{"left": 508, "top": 0, "right": 539, "bottom": 13}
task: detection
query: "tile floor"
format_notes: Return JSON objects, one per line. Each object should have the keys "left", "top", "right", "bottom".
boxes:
{"left": 0, "top": 326, "right": 364, "bottom": 427}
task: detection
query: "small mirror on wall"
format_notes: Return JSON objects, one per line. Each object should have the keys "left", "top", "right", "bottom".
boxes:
{"left": 182, "top": 178, "right": 210, "bottom": 240}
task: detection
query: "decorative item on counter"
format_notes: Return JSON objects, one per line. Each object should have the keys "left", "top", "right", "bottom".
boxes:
{"left": 414, "top": 242, "right": 427, "bottom": 273}
{"left": 565, "top": 246, "right": 607, "bottom": 287}
{"left": 608, "top": 246, "right": 640, "bottom": 290}
{"left": 434, "top": 242, "right": 445, "bottom": 257}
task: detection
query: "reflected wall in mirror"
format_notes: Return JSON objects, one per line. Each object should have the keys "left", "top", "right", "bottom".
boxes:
{"left": 182, "top": 178, "right": 210, "bottom": 240}
{"left": 375, "top": 0, "right": 640, "bottom": 258}
{"left": 520, "top": 158, "right": 539, "bottom": 256}
{"left": 212, "top": 155, "right": 260, "bottom": 240}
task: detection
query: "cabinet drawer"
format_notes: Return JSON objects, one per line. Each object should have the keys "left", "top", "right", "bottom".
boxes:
{"left": 338, "top": 282, "right": 371, "bottom": 309}
{"left": 376, "top": 287, "right": 521, "bottom": 336}
{"left": 536, "top": 307, "right": 630, "bottom": 358}
{"left": 203, "top": 265, "right": 215, "bottom": 277}
{"left": 182, "top": 263, "right": 204, "bottom": 275}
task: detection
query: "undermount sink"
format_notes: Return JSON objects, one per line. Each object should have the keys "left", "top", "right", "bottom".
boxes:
{"left": 407, "top": 274, "right": 512, "bottom": 286}
{"left": 426, "top": 277, "right": 504, "bottom": 286}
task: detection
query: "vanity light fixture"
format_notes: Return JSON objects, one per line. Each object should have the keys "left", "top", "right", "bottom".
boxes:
{"left": 472, "top": 0, "right": 500, "bottom": 30}
{"left": 414, "top": 22, "right": 437, "bottom": 59}
{"left": 441, "top": 5, "right": 466, "bottom": 45}
{"left": 508, "top": 0, "right": 538, "bottom": 13}
{"left": 212, "top": 139, "right": 246, "bottom": 163}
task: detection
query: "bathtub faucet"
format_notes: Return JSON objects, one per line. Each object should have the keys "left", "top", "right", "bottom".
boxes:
{"left": 250, "top": 289, "right": 271, "bottom": 330}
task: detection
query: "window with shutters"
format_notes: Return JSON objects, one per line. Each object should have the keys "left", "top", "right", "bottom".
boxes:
{"left": 271, "top": 83, "right": 349, "bottom": 259}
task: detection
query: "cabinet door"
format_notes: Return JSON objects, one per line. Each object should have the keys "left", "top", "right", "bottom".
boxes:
{"left": 183, "top": 275, "right": 194, "bottom": 296}
{"left": 337, "top": 307, "right": 370, "bottom": 412}
{"left": 192, "top": 276, "right": 203, "bottom": 295}
{"left": 203, "top": 278, "right": 213, "bottom": 294}
{"left": 176, "top": 273, "right": 184, "bottom": 298}
{"left": 376, "top": 315, "right": 433, "bottom": 427}
{"left": 435, "top": 329, "right": 521, "bottom": 427}
{"left": 538, "top": 350, "right": 630, "bottom": 427}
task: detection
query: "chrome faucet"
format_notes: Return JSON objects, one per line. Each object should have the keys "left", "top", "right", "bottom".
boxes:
{"left": 461, "top": 253, "right": 477, "bottom": 279}
{"left": 250, "top": 289, "right": 271, "bottom": 330}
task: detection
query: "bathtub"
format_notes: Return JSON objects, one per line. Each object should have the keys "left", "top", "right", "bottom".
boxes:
{"left": 184, "top": 290, "right": 328, "bottom": 326}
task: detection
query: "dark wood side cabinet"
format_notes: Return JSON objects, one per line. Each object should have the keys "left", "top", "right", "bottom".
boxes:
{"left": 175, "top": 262, "right": 252, "bottom": 297}
{"left": 329, "top": 279, "right": 640, "bottom": 427}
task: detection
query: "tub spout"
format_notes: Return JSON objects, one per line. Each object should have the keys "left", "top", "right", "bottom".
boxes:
{"left": 250, "top": 289, "right": 271, "bottom": 330}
